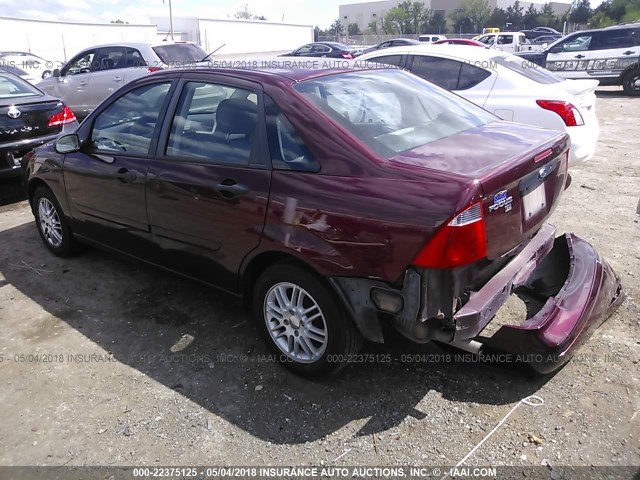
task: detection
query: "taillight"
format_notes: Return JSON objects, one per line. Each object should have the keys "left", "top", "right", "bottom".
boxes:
{"left": 47, "top": 105, "right": 76, "bottom": 127}
{"left": 341, "top": 52, "right": 354, "bottom": 59}
{"left": 536, "top": 100, "right": 584, "bottom": 127}
{"left": 412, "top": 202, "right": 487, "bottom": 269}
{"left": 147, "top": 66, "right": 163, "bottom": 73}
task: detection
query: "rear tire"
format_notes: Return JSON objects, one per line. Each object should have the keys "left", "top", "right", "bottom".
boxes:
{"left": 252, "top": 263, "right": 363, "bottom": 376}
{"left": 622, "top": 69, "right": 640, "bottom": 96}
{"left": 33, "top": 186, "right": 81, "bottom": 257}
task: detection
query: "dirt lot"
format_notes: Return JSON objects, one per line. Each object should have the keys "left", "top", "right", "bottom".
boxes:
{"left": 0, "top": 87, "right": 638, "bottom": 475}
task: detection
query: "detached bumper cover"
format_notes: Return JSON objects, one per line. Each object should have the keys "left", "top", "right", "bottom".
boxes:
{"left": 330, "top": 223, "right": 623, "bottom": 374}
{"left": 454, "top": 223, "right": 624, "bottom": 373}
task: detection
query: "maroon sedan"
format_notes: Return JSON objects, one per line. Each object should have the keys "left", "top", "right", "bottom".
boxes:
{"left": 23, "top": 65, "right": 623, "bottom": 376}
{"left": 433, "top": 38, "right": 486, "bottom": 47}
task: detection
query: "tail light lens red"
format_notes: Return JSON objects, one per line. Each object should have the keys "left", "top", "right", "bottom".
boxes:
{"left": 47, "top": 105, "right": 76, "bottom": 128}
{"left": 147, "top": 67, "right": 163, "bottom": 73}
{"left": 536, "top": 100, "right": 584, "bottom": 127}
{"left": 412, "top": 202, "right": 487, "bottom": 269}
{"left": 341, "top": 52, "right": 354, "bottom": 59}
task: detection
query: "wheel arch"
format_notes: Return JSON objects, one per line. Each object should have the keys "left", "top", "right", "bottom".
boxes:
{"left": 27, "top": 178, "right": 51, "bottom": 207}
{"left": 241, "top": 250, "right": 329, "bottom": 305}
{"left": 620, "top": 61, "right": 640, "bottom": 84}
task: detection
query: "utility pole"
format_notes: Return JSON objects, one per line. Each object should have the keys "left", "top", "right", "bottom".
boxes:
{"left": 164, "top": 0, "right": 175, "bottom": 40}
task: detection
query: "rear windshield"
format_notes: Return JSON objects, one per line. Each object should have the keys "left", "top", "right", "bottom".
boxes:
{"left": 491, "top": 54, "right": 563, "bottom": 84}
{"left": 294, "top": 69, "right": 497, "bottom": 159}
{"left": 0, "top": 72, "right": 40, "bottom": 98}
{"left": 152, "top": 43, "right": 208, "bottom": 65}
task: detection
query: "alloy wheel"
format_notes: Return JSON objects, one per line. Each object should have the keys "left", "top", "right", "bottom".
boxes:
{"left": 38, "top": 197, "right": 63, "bottom": 248}
{"left": 264, "top": 282, "right": 328, "bottom": 363}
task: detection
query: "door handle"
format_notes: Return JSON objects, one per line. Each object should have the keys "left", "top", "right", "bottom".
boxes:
{"left": 113, "top": 76, "right": 122, "bottom": 81}
{"left": 117, "top": 167, "right": 137, "bottom": 183}
{"left": 79, "top": 81, "right": 87, "bottom": 85}
{"left": 574, "top": 54, "right": 585, "bottom": 59}
{"left": 215, "top": 179, "right": 249, "bottom": 198}
{"left": 623, "top": 50, "right": 636, "bottom": 55}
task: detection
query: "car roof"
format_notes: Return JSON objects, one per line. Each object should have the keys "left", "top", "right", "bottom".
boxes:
{"left": 565, "top": 22, "right": 639, "bottom": 36}
{"left": 74, "top": 41, "right": 198, "bottom": 51}
{"left": 603, "top": 22, "right": 640, "bottom": 30}
{"left": 361, "top": 43, "right": 499, "bottom": 60}
{"left": 316, "top": 42, "right": 350, "bottom": 48}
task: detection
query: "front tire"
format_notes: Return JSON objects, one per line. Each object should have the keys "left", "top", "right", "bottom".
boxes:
{"left": 252, "top": 263, "right": 363, "bottom": 376}
{"left": 622, "top": 69, "right": 640, "bottom": 96}
{"left": 33, "top": 186, "right": 80, "bottom": 257}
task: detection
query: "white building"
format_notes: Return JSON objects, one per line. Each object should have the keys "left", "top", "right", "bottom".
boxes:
{"left": 0, "top": 16, "right": 157, "bottom": 63}
{"left": 150, "top": 17, "right": 314, "bottom": 55}
{"left": 0, "top": 15, "right": 313, "bottom": 65}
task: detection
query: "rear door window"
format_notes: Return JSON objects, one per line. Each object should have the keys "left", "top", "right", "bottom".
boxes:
{"left": 312, "top": 45, "right": 331, "bottom": 54}
{"left": 596, "top": 29, "right": 635, "bottom": 50}
{"left": 125, "top": 48, "right": 147, "bottom": 68}
{"left": 166, "top": 82, "right": 258, "bottom": 165}
{"left": 409, "top": 55, "right": 462, "bottom": 90}
{"left": 93, "top": 47, "right": 126, "bottom": 71}
{"left": 265, "top": 96, "right": 319, "bottom": 172}
{"left": 457, "top": 63, "right": 492, "bottom": 90}
{"left": 366, "top": 55, "right": 404, "bottom": 67}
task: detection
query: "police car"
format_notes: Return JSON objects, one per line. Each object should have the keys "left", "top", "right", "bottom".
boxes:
{"left": 517, "top": 23, "right": 640, "bottom": 96}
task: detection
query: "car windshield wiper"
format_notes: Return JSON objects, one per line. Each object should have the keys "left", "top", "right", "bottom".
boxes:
{"left": 200, "top": 44, "right": 226, "bottom": 63}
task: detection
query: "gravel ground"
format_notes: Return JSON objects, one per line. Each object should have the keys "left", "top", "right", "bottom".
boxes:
{"left": 0, "top": 87, "right": 638, "bottom": 476}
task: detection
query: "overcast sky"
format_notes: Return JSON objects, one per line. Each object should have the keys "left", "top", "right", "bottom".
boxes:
{"left": 0, "top": 0, "right": 361, "bottom": 28}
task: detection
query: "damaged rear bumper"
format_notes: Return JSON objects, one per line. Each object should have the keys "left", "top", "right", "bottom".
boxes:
{"left": 463, "top": 225, "right": 624, "bottom": 373}
{"left": 330, "top": 223, "right": 624, "bottom": 373}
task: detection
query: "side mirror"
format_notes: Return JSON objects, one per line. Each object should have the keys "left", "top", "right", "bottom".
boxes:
{"left": 549, "top": 45, "right": 562, "bottom": 54}
{"left": 55, "top": 134, "right": 80, "bottom": 154}
{"left": 53, "top": 68, "right": 61, "bottom": 78}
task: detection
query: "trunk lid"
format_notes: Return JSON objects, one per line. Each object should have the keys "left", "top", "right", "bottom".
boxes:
{"left": 388, "top": 121, "right": 570, "bottom": 259}
{"left": 0, "top": 98, "right": 65, "bottom": 143}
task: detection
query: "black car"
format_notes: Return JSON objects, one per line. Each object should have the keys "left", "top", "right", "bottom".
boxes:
{"left": 280, "top": 42, "right": 358, "bottom": 59}
{"left": 531, "top": 35, "right": 561, "bottom": 45}
{"left": 363, "top": 38, "right": 421, "bottom": 54}
{"left": 521, "top": 27, "right": 562, "bottom": 40}
{"left": 0, "top": 71, "right": 78, "bottom": 179}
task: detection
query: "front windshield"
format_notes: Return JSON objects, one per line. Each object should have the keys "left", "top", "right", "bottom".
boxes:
{"left": 294, "top": 69, "right": 497, "bottom": 159}
{"left": 491, "top": 54, "right": 564, "bottom": 84}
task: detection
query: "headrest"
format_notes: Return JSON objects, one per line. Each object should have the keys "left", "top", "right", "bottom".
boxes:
{"left": 216, "top": 98, "right": 258, "bottom": 136}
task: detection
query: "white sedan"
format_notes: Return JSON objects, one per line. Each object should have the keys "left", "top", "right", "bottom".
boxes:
{"left": 358, "top": 44, "right": 599, "bottom": 165}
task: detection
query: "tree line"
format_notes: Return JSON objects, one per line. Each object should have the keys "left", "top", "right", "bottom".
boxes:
{"left": 317, "top": 0, "right": 639, "bottom": 37}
